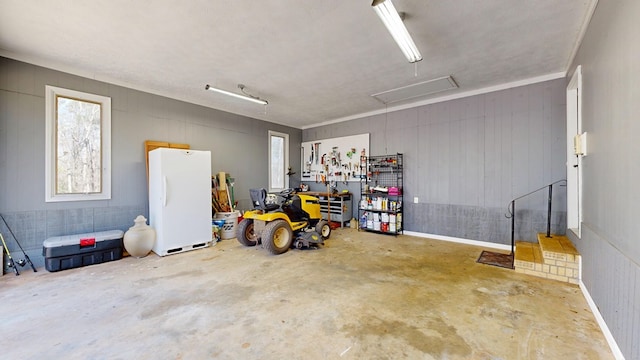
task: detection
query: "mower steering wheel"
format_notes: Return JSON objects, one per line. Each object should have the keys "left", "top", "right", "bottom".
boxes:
{"left": 278, "top": 188, "right": 295, "bottom": 198}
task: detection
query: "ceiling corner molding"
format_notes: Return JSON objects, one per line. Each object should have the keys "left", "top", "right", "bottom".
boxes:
{"left": 564, "top": 0, "right": 600, "bottom": 73}
{"left": 0, "top": 49, "right": 100, "bottom": 81}
{"left": 304, "top": 72, "right": 566, "bottom": 130}
{"left": 0, "top": 50, "right": 302, "bottom": 129}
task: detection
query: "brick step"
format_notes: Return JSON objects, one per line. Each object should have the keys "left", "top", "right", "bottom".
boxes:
{"left": 514, "top": 241, "right": 543, "bottom": 270}
{"left": 514, "top": 236, "right": 580, "bottom": 285}
{"left": 538, "top": 233, "right": 580, "bottom": 263}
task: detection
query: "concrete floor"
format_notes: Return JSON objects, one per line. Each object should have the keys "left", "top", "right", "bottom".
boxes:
{"left": 1, "top": 229, "right": 612, "bottom": 359}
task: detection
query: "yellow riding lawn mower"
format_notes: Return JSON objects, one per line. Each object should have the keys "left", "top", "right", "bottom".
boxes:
{"left": 236, "top": 188, "right": 331, "bottom": 255}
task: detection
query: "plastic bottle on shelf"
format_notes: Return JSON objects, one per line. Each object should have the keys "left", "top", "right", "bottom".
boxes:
{"left": 360, "top": 213, "right": 367, "bottom": 229}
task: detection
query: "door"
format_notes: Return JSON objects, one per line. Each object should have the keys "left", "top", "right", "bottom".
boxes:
{"left": 150, "top": 148, "right": 211, "bottom": 254}
{"left": 163, "top": 149, "right": 211, "bottom": 248}
{"left": 566, "top": 66, "right": 582, "bottom": 237}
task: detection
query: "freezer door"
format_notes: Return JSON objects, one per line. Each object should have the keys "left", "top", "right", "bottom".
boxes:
{"left": 149, "top": 148, "right": 212, "bottom": 256}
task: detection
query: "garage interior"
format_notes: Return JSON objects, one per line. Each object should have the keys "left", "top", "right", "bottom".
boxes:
{"left": 0, "top": 1, "right": 638, "bottom": 359}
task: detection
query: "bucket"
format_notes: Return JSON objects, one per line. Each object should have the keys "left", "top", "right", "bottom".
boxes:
{"left": 214, "top": 211, "right": 240, "bottom": 239}
{"left": 212, "top": 219, "right": 225, "bottom": 243}
{"left": 373, "top": 221, "right": 381, "bottom": 231}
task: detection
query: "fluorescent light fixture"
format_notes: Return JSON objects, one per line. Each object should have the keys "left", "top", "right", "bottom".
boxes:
{"left": 205, "top": 84, "right": 268, "bottom": 105}
{"left": 372, "top": 76, "right": 458, "bottom": 104}
{"left": 372, "top": 0, "right": 422, "bottom": 63}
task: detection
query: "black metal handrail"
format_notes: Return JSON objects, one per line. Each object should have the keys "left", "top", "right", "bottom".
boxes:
{"left": 505, "top": 179, "right": 567, "bottom": 256}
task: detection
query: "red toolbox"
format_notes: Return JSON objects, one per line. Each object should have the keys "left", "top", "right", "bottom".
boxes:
{"left": 42, "top": 230, "right": 124, "bottom": 272}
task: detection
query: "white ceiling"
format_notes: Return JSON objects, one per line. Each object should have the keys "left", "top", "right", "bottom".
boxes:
{"left": 0, "top": 0, "right": 596, "bottom": 129}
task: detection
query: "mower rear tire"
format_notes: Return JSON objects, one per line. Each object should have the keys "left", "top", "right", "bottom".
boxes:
{"left": 316, "top": 220, "right": 331, "bottom": 239}
{"left": 236, "top": 219, "right": 259, "bottom": 247}
{"left": 262, "top": 220, "right": 293, "bottom": 255}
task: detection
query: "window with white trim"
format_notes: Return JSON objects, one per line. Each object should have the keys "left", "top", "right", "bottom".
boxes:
{"left": 268, "top": 130, "right": 289, "bottom": 192}
{"left": 45, "top": 85, "right": 111, "bottom": 202}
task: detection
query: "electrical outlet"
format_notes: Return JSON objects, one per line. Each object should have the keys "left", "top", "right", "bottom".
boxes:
{"left": 414, "top": 197, "right": 419, "bottom": 204}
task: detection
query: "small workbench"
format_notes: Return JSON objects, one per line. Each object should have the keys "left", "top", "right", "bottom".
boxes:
{"left": 299, "top": 192, "right": 352, "bottom": 228}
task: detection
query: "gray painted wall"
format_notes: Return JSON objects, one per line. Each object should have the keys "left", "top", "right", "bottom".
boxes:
{"left": 569, "top": 0, "right": 640, "bottom": 358}
{"left": 303, "top": 79, "right": 567, "bottom": 246}
{"left": 0, "top": 56, "right": 301, "bottom": 270}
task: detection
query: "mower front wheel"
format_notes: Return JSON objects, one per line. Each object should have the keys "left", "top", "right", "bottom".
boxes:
{"left": 316, "top": 220, "right": 331, "bottom": 240}
{"left": 262, "top": 220, "right": 293, "bottom": 255}
{"left": 236, "top": 219, "right": 259, "bottom": 247}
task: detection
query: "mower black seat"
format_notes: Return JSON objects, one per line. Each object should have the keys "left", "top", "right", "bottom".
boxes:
{"left": 249, "top": 188, "right": 280, "bottom": 212}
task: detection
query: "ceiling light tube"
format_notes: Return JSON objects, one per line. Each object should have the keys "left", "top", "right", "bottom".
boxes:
{"left": 372, "top": 0, "right": 422, "bottom": 63}
{"left": 205, "top": 84, "right": 268, "bottom": 105}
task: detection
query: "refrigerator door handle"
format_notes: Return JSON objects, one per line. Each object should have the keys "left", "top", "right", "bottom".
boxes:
{"left": 163, "top": 176, "right": 168, "bottom": 207}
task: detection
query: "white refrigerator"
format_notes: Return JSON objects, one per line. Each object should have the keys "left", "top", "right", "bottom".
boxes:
{"left": 148, "top": 148, "right": 212, "bottom": 256}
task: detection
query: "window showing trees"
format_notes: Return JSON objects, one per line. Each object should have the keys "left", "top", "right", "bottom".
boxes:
{"left": 268, "top": 130, "right": 289, "bottom": 192}
{"left": 45, "top": 86, "right": 111, "bottom": 202}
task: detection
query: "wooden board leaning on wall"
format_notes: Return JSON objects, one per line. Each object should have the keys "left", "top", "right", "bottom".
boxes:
{"left": 144, "top": 140, "right": 190, "bottom": 184}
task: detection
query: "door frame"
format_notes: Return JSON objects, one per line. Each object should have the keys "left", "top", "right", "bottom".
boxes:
{"left": 566, "top": 65, "right": 583, "bottom": 237}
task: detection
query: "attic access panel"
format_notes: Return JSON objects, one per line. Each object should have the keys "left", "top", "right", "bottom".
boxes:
{"left": 372, "top": 76, "right": 458, "bottom": 104}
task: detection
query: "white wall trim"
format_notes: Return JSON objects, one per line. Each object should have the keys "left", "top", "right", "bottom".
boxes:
{"left": 268, "top": 130, "right": 290, "bottom": 192}
{"left": 302, "top": 72, "right": 566, "bottom": 130}
{"left": 403, "top": 231, "right": 512, "bottom": 251}
{"left": 565, "top": 0, "right": 600, "bottom": 73}
{"left": 2, "top": 50, "right": 567, "bottom": 132}
{"left": 579, "top": 280, "right": 625, "bottom": 360}
{"left": 44, "top": 85, "right": 112, "bottom": 202}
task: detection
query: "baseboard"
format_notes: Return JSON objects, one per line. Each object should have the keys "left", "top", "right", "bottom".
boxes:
{"left": 579, "top": 280, "right": 625, "bottom": 360}
{"left": 402, "top": 231, "right": 512, "bottom": 251}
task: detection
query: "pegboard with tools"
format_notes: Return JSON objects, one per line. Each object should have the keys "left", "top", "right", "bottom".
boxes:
{"left": 301, "top": 133, "right": 369, "bottom": 185}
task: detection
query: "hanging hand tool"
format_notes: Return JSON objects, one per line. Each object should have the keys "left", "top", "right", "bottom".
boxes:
{"left": 310, "top": 144, "right": 314, "bottom": 165}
